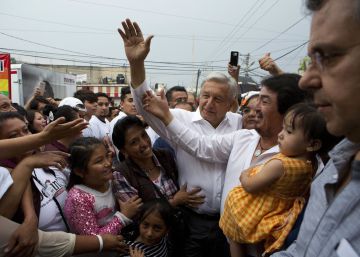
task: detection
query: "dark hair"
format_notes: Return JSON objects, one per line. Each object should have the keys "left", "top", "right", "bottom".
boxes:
{"left": 261, "top": 73, "right": 309, "bottom": 115}
{"left": 53, "top": 105, "right": 79, "bottom": 122}
{"left": 138, "top": 199, "right": 174, "bottom": 229}
{"left": 112, "top": 116, "right": 146, "bottom": 161}
{"left": 74, "top": 89, "right": 97, "bottom": 104}
{"left": 26, "top": 110, "right": 43, "bottom": 134}
{"left": 12, "top": 103, "right": 27, "bottom": 118}
{"left": 165, "top": 86, "right": 187, "bottom": 102}
{"left": 42, "top": 104, "right": 58, "bottom": 118}
{"left": 67, "top": 137, "right": 103, "bottom": 189}
{"left": 96, "top": 92, "right": 111, "bottom": 102}
{"left": 286, "top": 103, "right": 333, "bottom": 154}
{"left": 0, "top": 112, "right": 25, "bottom": 132}
{"left": 120, "top": 86, "right": 131, "bottom": 101}
{"left": 29, "top": 96, "right": 50, "bottom": 111}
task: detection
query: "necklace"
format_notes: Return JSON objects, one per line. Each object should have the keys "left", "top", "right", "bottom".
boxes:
{"left": 254, "top": 141, "right": 271, "bottom": 157}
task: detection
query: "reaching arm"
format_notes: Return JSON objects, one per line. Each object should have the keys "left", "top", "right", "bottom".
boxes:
{"left": 117, "top": 18, "right": 153, "bottom": 88}
{"left": 0, "top": 151, "right": 68, "bottom": 218}
{"left": 0, "top": 117, "right": 87, "bottom": 159}
{"left": 240, "top": 159, "right": 284, "bottom": 194}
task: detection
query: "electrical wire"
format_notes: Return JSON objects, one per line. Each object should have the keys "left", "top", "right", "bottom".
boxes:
{"left": 250, "top": 15, "right": 307, "bottom": 53}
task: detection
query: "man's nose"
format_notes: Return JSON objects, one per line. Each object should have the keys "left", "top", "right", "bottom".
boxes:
{"left": 299, "top": 66, "right": 321, "bottom": 91}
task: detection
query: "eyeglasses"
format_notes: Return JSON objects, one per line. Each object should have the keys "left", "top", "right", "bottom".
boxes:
{"left": 174, "top": 97, "right": 188, "bottom": 104}
{"left": 307, "top": 42, "right": 360, "bottom": 72}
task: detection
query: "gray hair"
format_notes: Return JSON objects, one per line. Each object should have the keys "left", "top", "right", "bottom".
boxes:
{"left": 200, "top": 72, "right": 238, "bottom": 101}
{"left": 306, "top": 0, "right": 360, "bottom": 20}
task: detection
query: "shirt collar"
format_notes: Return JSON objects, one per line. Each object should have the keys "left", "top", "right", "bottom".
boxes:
{"left": 191, "top": 108, "right": 231, "bottom": 128}
{"left": 328, "top": 138, "right": 360, "bottom": 179}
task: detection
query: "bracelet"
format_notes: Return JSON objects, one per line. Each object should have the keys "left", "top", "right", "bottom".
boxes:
{"left": 96, "top": 235, "right": 103, "bottom": 253}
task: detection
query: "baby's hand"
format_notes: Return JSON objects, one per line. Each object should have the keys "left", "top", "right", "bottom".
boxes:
{"left": 118, "top": 195, "right": 143, "bottom": 219}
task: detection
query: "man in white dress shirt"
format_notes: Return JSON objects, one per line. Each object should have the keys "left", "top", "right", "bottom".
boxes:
{"left": 117, "top": 19, "right": 310, "bottom": 257}
{"left": 118, "top": 20, "right": 244, "bottom": 257}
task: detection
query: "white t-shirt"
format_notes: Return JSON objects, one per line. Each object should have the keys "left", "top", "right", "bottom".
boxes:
{"left": 32, "top": 167, "right": 68, "bottom": 232}
{"left": 0, "top": 167, "right": 13, "bottom": 199}
{"left": 83, "top": 116, "right": 110, "bottom": 140}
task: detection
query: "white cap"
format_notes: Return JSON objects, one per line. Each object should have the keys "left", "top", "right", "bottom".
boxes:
{"left": 58, "top": 97, "right": 87, "bottom": 112}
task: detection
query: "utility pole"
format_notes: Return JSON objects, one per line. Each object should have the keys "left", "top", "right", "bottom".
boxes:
{"left": 195, "top": 69, "right": 201, "bottom": 97}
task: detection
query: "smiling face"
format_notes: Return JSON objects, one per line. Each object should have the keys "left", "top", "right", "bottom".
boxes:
{"left": 32, "top": 112, "right": 46, "bottom": 133}
{"left": 255, "top": 86, "right": 284, "bottom": 138}
{"left": 299, "top": 0, "right": 360, "bottom": 142}
{"left": 139, "top": 210, "right": 168, "bottom": 246}
{"left": 80, "top": 144, "right": 112, "bottom": 192}
{"left": 0, "top": 117, "right": 33, "bottom": 160}
{"left": 199, "top": 81, "right": 231, "bottom": 128}
{"left": 242, "top": 96, "right": 259, "bottom": 129}
{"left": 121, "top": 125, "right": 152, "bottom": 162}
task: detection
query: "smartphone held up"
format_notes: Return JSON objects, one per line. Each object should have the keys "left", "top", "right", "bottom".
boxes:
{"left": 230, "top": 51, "right": 239, "bottom": 66}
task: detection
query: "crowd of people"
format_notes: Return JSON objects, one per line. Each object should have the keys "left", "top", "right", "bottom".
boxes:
{"left": 1, "top": 0, "right": 360, "bottom": 256}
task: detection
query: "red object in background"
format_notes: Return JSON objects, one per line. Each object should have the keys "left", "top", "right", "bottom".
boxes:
{"left": 0, "top": 53, "right": 11, "bottom": 98}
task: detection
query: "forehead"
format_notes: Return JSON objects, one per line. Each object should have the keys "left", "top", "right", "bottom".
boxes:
{"left": 201, "top": 81, "right": 229, "bottom": 95}
{"left": 125, "top": 125, "right": 145, "bottom": 139}
{"left": 259, "top": 86, "right": 277, "bottom": 100}
{"left": 97, "top": 96, "right": 109, "bottom": 103}
{"left": 89, "top": 144, "right": 106, "bottom": 158}
{"left": 171, "top": 91, "right": 187, "bottom": 98}
{"left": 123, "top": 93, "right": 133, "bottom": 101}
{"left": 309, "top": 0, "right": 360, "bottom": 52}
{"left": 0, "top": 118, "right": 26, "bottom": 138}
{"left": 0, "top": 94, "right": 11, "bottom": 104}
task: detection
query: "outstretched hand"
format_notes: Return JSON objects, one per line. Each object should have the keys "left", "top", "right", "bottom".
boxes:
{"left": 258, "top": 53, "right": 283, "bottom": 75}
{"left": 42, "top": 117, "right": 88, "bottom": 142}
{"left": 142, "top": 89, "right": 173, "bottom": 125}
{"left": 118, "top": 19, "right": 153, "bottom": 65}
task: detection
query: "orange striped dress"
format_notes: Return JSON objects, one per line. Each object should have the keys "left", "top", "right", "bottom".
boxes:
{"left": 219, "top": 153, "right": 313, "bottom": 254}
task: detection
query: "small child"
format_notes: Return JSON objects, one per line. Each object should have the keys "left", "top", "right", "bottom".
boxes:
{"left": 220, "top": 103, "right": 329, "bottom": 256}
{"left": 124, "top": 199, "right": 173, "bottom": 257}
{"left": 64, "top": 137, "right": 142, "bottom": 235}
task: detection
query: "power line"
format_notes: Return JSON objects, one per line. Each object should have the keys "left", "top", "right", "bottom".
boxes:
{"left": 68, "top": 0, "right": 234, "bottom": 26}
{"left": 222, "top": 0, "right": 280, "bottom": 54}
{"left": 248, "top": 40, "right": 308, "bottom": 72}
{"left": 0, "top": 32, "right": 229, "bottom": 68}
{"left": 250, "top": 15, "right": 307, "bottom": 53}
{"left": 207, "top": 0, "right": 264, "bottom": 61}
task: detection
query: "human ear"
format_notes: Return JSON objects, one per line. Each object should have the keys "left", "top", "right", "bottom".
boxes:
{"left": 306, "top": 139, "right": 322, "bottom": 152}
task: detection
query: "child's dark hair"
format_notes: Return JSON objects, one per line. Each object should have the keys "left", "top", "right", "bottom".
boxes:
{"left": 138, "top": 199, "right": 174, "bottom": 229}
{"left": 286, "top": 103, "right": 336, "bottom": 154}
{"left": 26, "top": 110, "right": 43, "bottom": 134}
{"left": 112, "top": 115, "right": 147, "bottom": 161}
{"left": 67, "top": 137, "right": 103, "bottom": 190}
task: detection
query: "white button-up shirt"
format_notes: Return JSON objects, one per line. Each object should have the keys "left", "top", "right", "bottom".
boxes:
{"left": 166, "top": 118, "right": 279, "bottom": 213}
{"left": 132, "top": 81, "right": 243, "bottom": 215}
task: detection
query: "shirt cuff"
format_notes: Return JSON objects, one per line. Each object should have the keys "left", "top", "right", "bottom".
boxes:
{"left": 131, "top": 80, "right": 151, "bottom": 98}
{"left": 115, "top": 211, "right": 133, "bottom": 226}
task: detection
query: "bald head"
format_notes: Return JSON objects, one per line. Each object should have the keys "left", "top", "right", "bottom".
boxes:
{"left": 0, "top": 94, "right": 16, "bottom": 112}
